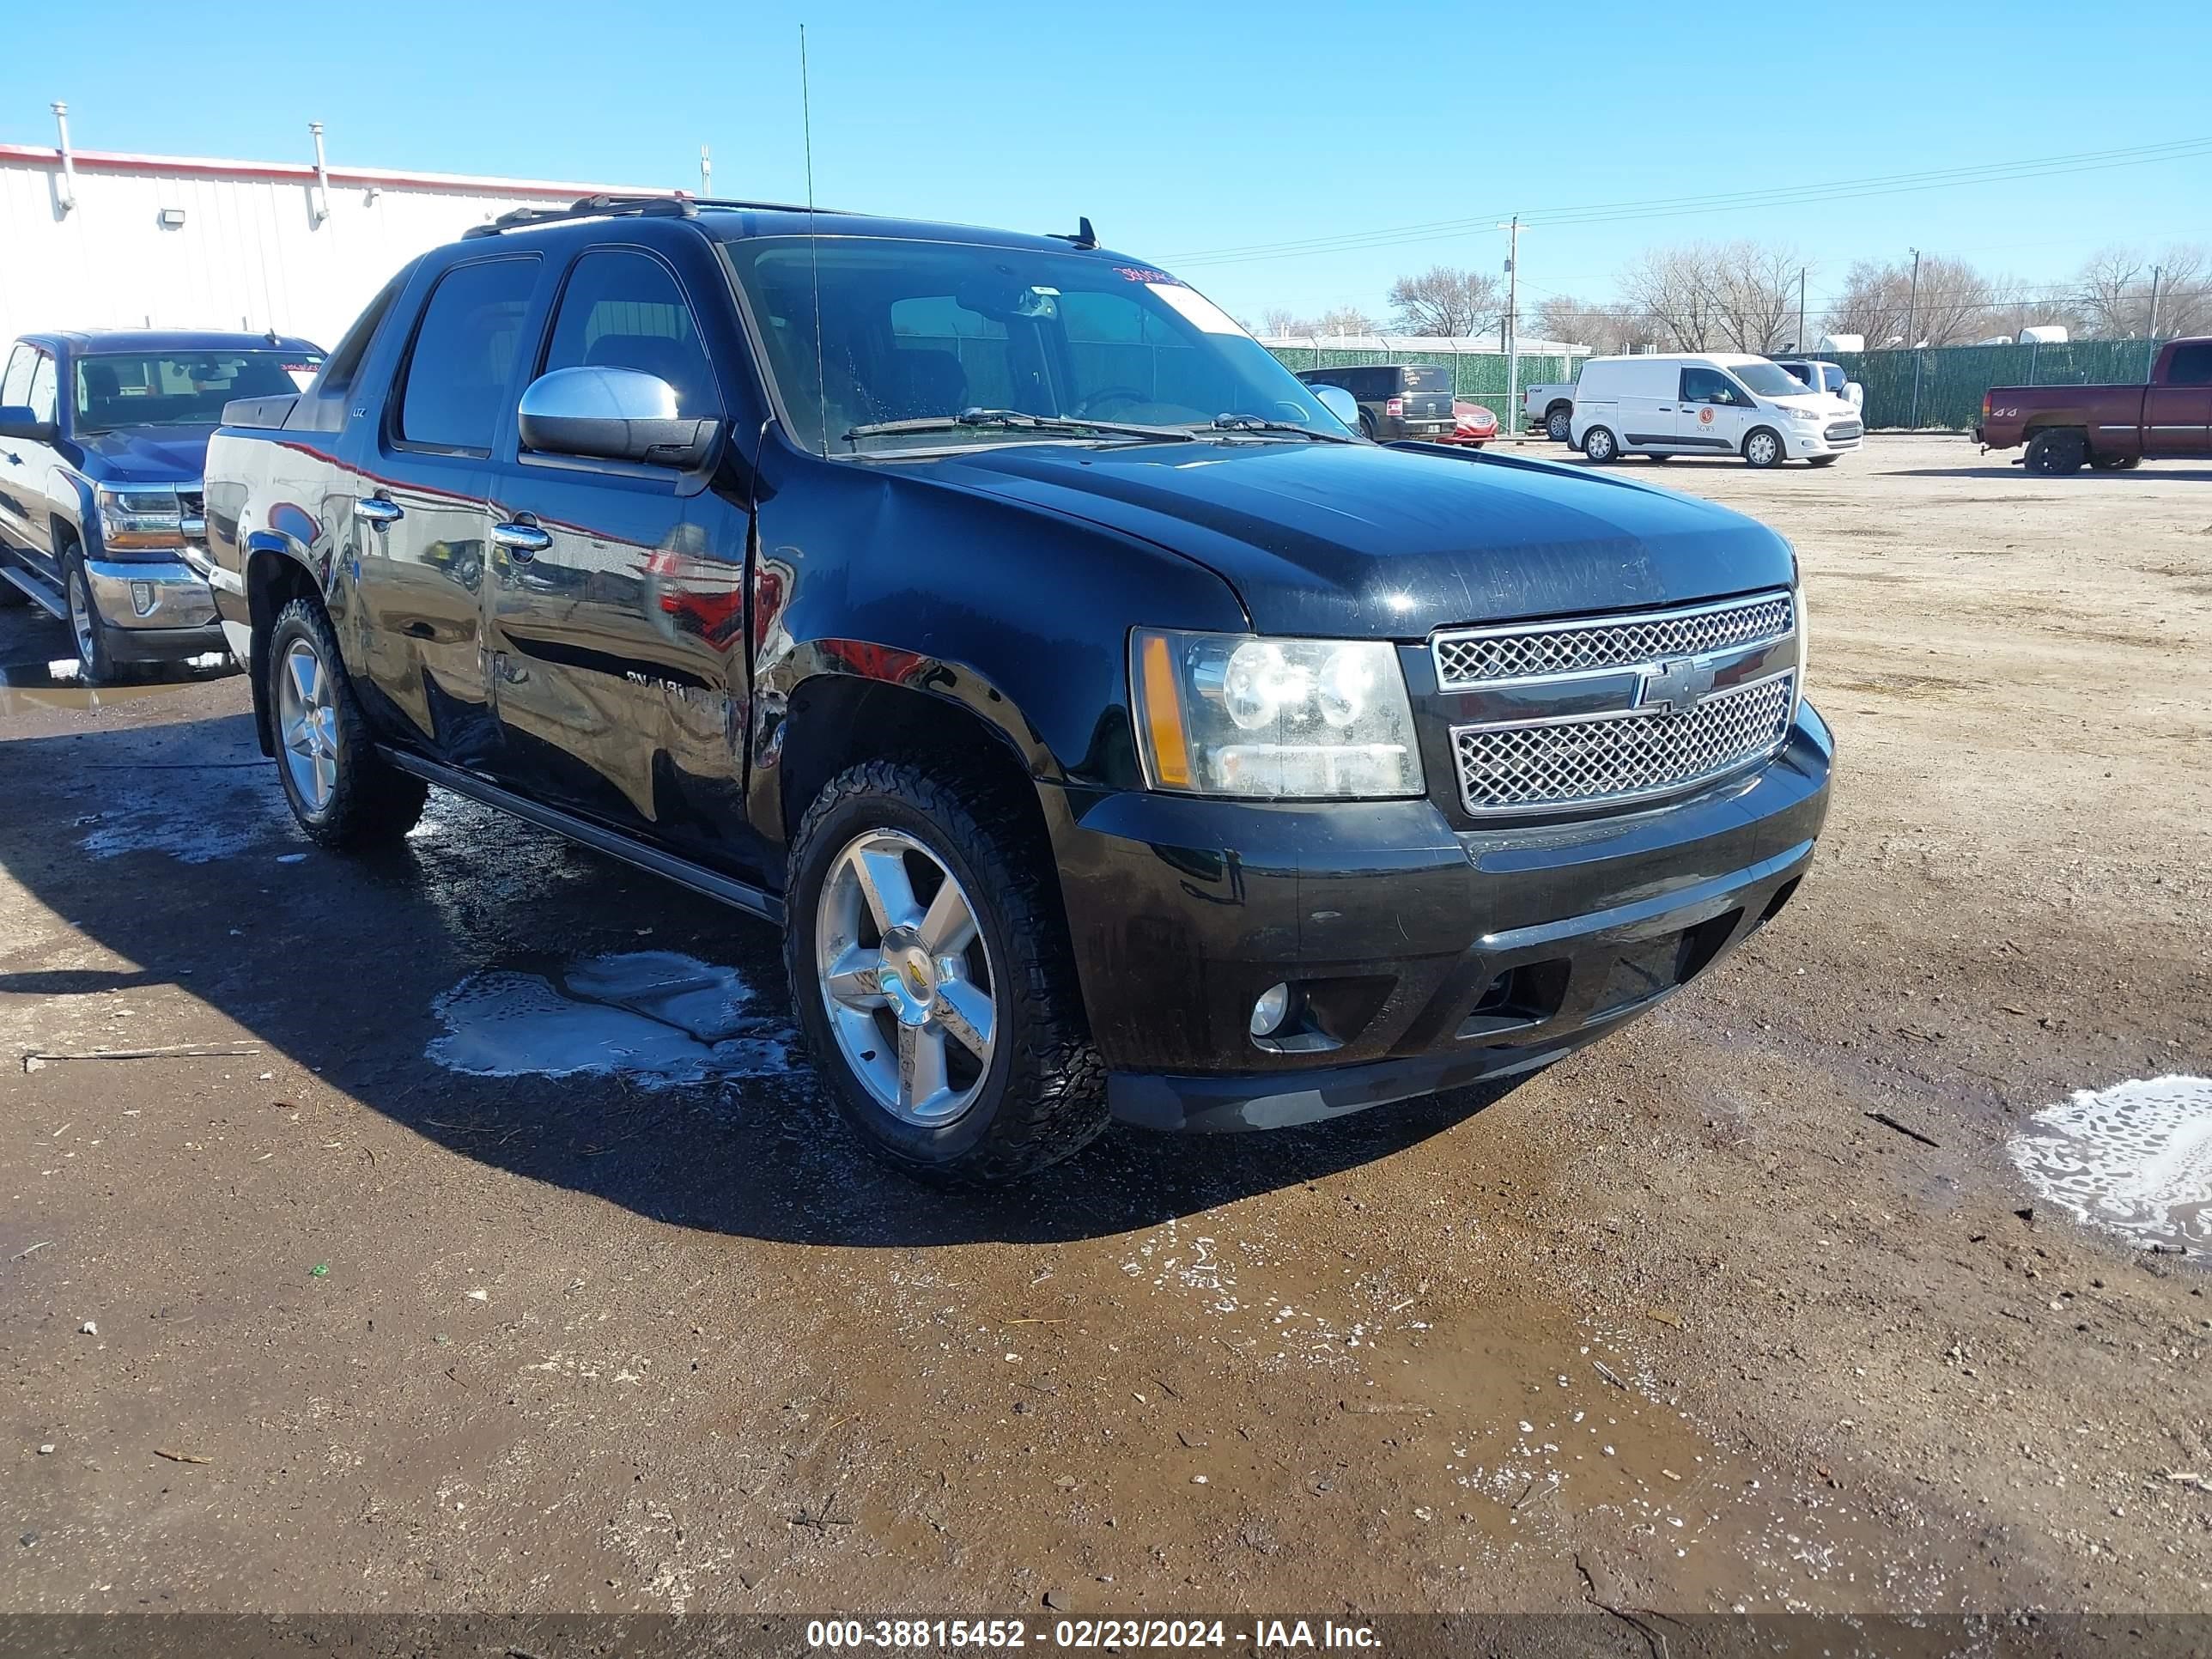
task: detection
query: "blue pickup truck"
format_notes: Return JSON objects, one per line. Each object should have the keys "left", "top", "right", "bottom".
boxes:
{"left": 0, "top": 329, "right": 322, "bottom": 679}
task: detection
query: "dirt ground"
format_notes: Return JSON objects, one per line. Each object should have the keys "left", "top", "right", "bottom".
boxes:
{"left": 2, "top": 434, "right": 2208, "bottom": 1632}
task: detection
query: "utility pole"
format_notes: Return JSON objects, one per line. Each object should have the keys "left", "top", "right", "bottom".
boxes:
{"left": 1903, "top": 247, "right": 1922, "bottom": 350}
{"left": 2145, "top": 264, "right": 2163, "bottom": 378}
{"left": 700, "top": 144, "right": 713, "bottom": 196}
{"left": 1797, "top": 266, "right": 1807, "bottom": 352}
{"left": 1499, "top": 216, "right": 1521, "bottom": 434}
{"left": 1905, "top": 247, "right": 1923, "bottom": 430}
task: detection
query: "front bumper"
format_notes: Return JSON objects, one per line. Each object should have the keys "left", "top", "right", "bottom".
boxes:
{"left": 1051, "top": 704, "right": 1832, "bottom": 1132}
{"left": 82, "top": 557, "right": 225, "bottom": 663}
{"left": 83, "top": 557, "right": 219, "bottom": 630}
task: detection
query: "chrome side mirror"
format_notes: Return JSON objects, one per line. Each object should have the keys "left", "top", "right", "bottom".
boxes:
{"left": 1310, "top": 384, "right": 1360, "bottom": 433}
{"left": 517, "top": 367, "right": 721, "bottom": 469}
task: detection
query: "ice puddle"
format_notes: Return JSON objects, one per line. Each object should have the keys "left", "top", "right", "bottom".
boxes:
{"left": 426, "top": 950, "right": 789, "bottom": 1087}
{"left": 2008, "top": 1075, "right": 2212, "bottom": 1251}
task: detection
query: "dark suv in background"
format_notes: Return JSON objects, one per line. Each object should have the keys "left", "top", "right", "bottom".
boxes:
{"left": 0, "top": 330, "right": 323, "bottom": 680}
{"left": 203, "top": 195, "right": 1829, "bottom": 1184}
{"left": 1295, "top": 362, "right": 1455, "bottom": 441}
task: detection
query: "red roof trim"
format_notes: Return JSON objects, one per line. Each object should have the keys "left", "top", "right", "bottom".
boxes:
{"left": 0, "top": 143, "right": 672, "bottom": 201}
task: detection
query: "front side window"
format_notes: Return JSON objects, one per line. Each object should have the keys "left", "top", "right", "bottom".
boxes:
{"left": 541, "top": 249, "right": 718, "bottom": 416}
{"left": 1776, "top": 362, "right": 1814, "bottom": 388}
{"left": 26, "top": 353, "right": 58, "bottom": 424}
{"left": 723, "top": 236, "right": 1338, "bottom": 453}
{"left": 398, "top": 258, "right": 540, "bottom": 453}
{"left": 1680, "top": 367, "right": 1746, "bottom": 405}
{"left": 1822, "top": 365, "right": 1846, "bottom": 393}
{"left": 71, "top": 351, "right": 319, "bottom": 434}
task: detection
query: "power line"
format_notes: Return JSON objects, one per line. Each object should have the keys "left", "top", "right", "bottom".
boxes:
{"left": 1167, "top": 137, "right": 2212, "bottom": 268}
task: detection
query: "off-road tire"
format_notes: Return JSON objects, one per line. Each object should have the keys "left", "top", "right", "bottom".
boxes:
{"left": 785, "top": 758, "right": 1109, "bottom": 1185}
{"left": 265, "top": 597, "right": 428, "bottom": 848}
{"left": 2024, "top": 429, "right": 2087, "bottom": 475}
{"left": 1582, "top": 426, "right": 1617, "bottom": 463}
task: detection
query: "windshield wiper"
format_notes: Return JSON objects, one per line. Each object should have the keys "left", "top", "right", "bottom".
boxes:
{"left": 1203, "top": 414, "right": 1355, "bottom": 442}
{"left": 843, "top": 408, "right": 1197, "bottom": 443}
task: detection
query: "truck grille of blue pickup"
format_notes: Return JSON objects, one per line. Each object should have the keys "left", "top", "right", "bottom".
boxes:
{"left": 1431, "top": 590, "right": 1794, "bottom": 687}
{"left": 1451, "top": 672, "right": 1796, "bottom": 814}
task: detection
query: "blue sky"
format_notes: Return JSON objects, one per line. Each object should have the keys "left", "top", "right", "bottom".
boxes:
{"left": 5, "top": 1, "right": 2206, "bottom": 327}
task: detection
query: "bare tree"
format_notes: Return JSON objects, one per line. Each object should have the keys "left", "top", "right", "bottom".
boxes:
{"left": 1316, "top": 303, "right": 1382, "bottom": 338}
{"left": 1826, "top": 254, "right": 2004, "bottom": 348}
{"left": 1386, "top": 265, "right": 1504, "bottom": 337}
{"left": 1705, "top": 243, "right": 1802, "bottom": 353}
{"left": 1260, "top": 307, "right": 1310, "bottom": 340}
{"left": 1621, "top": 246, "right": 1723, "bottom": 350}
{"left": 1534, "top": 294, "right": 1652, "bottom": 355}
{"left": 2074, "top": 245, "right": 2210, "bottom": 337}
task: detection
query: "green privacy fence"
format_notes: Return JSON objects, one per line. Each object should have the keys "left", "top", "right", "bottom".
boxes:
{"left": 1828, "top": 337, "right": 2170, "bottom": 431}
{"left": 1263, "top": 346, "right": 1581, "bottom": 425}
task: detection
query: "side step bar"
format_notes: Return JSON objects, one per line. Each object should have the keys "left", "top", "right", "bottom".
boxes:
{"left": 376, "top": 747, "right": 786, "bottom": 926}
{"left": 2, "top": 559, "right": 67, "bottom": 619}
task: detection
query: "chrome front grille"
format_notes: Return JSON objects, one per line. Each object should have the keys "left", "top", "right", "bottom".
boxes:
{"left": 1432, "top": 591, "right": 1794, "bottom": 688}
{"left": 1825, "top": 421, "right": 1863, "bottom": 443}
{"left": 1453, "top": 672, "right": 1796, "bottom": 814}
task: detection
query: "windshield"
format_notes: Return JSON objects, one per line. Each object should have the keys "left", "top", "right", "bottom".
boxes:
{"left": 1732, "top": 362, "right": 1809, "bottom": 399}
{"left": 73, "top": 350, "right": 321, "bottom": 434}
{"left": 720, "top": 236, "right": 1340, "bottom": 453}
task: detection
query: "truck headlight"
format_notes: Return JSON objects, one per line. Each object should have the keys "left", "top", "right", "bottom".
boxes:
{"left": 95, "top": 485, "right": 185, "bottom": 550}
{"left": 1132, "top": 629, "right": 1425, "bottom": 799}
{"left": 1785, "top": 406, "right": 1820, "bottom": 422}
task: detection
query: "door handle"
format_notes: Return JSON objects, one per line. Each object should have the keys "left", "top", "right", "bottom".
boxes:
{"left": 355, "top": 495, "right": 403, "bottom": 527}
{"left": 492, "top": 520, "right": 552, "bottom": 561}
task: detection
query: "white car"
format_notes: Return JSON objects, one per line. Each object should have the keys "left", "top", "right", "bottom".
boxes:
{"left": 1769, "top": 356, "right": 1864, "bottom": 412}
{"left": 1568, "top": 353, "right": 1862, "bottom": 469}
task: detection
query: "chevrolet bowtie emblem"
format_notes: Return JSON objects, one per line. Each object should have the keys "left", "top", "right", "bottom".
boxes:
{"left": 1641, "top": 656, "right": 1717, "bottom": 716}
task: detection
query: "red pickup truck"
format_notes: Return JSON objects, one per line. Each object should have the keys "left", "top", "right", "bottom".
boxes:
{"left": 1976, "top": 337, "right": 2212, "bottom": 473}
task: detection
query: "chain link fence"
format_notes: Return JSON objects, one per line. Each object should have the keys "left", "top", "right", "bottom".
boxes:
{"left": 1262, "top": 344, "right": 1584, "bottom": 429}
{"left": 1821, "top": 337, "right": 2172, "bottom": 431}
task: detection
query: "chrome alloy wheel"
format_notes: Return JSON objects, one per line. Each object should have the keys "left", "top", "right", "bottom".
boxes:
{"left": 67, "top": 566, "right": 95, "bottom": 667}
{"left": 814, "top": 829, "right": 997, "bottom": 1126}
{"left": 276, "top": 637, "right": 339, "bottom": 813}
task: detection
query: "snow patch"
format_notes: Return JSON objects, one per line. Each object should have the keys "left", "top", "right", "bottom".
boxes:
{"left": 2008, "top": 1075, "right": 2212, "bottom": 1250}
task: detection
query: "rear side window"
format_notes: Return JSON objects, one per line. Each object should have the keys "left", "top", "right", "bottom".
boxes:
{"left": 542, "top": 249, "right": 718, "bottom": 416}
{"left": 1, "top": 346, "right": 33, "bottom": 407}
{"left": 320, "top": 270, "right": 409, "bottom": 397}
{"left": 2166, "top": 342, "right": 2212, "bottom": 386}
{"left": 398, "top": 258, "right": 539, "bottom": 453}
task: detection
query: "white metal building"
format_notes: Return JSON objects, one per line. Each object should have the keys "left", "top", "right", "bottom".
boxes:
{"left": 0, "top": 111, "right": 678, "bottom": 353}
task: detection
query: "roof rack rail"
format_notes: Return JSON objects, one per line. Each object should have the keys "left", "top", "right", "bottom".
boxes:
{"left": 462, "top": 191, "right": 848, "bottom": 238}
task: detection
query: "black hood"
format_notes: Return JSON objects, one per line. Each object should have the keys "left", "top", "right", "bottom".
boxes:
{"left": 70, "top": 424, "right": 216, "bottom": 484}
{"left": 912, "top": 440, "right": 1795, "bottom": 636}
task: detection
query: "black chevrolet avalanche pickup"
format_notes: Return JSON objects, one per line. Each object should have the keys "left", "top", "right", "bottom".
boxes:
{"left": 200, "top": 195, "right": 1832, "bottom": 1183}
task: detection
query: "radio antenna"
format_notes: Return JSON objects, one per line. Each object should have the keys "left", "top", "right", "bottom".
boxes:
{"left": 801, "top": 24, "right": 827, "bottom": 458}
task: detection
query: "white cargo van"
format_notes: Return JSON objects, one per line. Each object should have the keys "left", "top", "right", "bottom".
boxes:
{"left": 1569, "top": 353, "right": 1862, "bottom": 468}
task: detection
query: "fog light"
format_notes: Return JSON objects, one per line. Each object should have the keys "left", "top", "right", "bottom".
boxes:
{"left": 131, "top": 581, "right": 156, "bottom": 617}
{"left": 1249, "top": 981, "right": 1297, "bottom": 1038}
